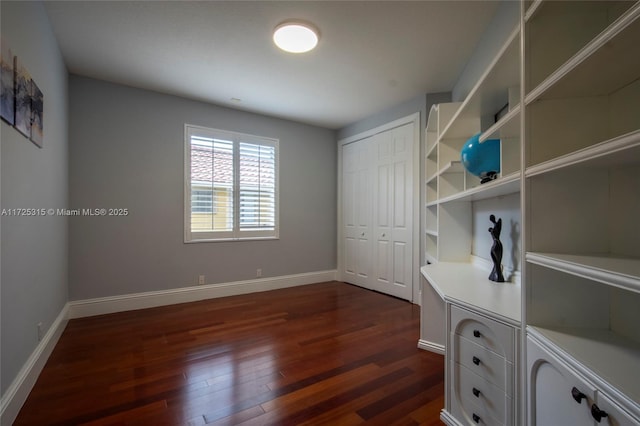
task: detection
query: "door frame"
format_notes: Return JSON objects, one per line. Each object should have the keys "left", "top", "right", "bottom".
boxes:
{"left": 337, "top": 112, "right": 420, "bottom": 303}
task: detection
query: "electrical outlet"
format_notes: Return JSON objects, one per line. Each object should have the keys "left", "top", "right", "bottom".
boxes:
{"left": 198, "top": 275, "right": 205, "bottom": 285}
{"left": 37, "top": 322, "right": 43, "bottom": 342}
{"left": 256, "top": 268, "right": 262, "bottom": 278}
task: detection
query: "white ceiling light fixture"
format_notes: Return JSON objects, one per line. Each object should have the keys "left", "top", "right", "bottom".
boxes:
{"left": 273, "top": 20, "right": 319, "bottom": 53}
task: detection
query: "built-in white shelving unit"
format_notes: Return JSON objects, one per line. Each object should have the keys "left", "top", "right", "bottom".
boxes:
{"left": 419, "top": 1, "right": 640, "bottom": 424}
{"left": 421, "top": 23, "right": 522, "bottom": 270}
{"left": 524, "top": 0, "right": 640, "bottom": 424}
{"left": 419, "top": 17, "right": 523, "bottom": 426}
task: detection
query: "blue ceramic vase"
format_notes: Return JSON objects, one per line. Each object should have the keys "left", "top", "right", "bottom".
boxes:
{"left": 460, "top": 132, "right": 500, "bottom": 183}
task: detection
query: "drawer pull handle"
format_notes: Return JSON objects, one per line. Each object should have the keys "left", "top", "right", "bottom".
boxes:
{"left": 591, "top": 404, "right": 608, "bottom": 423}
{"left": 472, "top": 387, "right": 481, "bottom": 397}
{"left": 472, "top": 356, "right": 481, "bottom": 366}
{"left": 473, "top": 329, "right": 481, "bottom": 338}
{"left": 571, "top": 387, "right": 586, "bottom": 404}
{"left": 472, "top": 413, "right": 481, "bottom": 423}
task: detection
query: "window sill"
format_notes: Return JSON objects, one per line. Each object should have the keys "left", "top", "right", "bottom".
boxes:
{"left": 184, "top": 236, "right": 279, "bottom": 244}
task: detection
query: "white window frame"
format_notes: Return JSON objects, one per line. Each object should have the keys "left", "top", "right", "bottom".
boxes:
{"left": 184, "top": 124, "right": 279, "bottom": 243}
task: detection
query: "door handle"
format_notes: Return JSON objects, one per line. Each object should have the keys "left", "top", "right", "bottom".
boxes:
{"left": 571, "top": 387, "right": 586, "bottom": 404}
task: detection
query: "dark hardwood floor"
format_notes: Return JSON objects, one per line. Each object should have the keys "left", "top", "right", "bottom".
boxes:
{"left": 14, "top": 281, "right": 445, "bottom": 425}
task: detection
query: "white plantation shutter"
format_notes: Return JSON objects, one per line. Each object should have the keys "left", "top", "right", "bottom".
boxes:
{"left": 239, "top": 142, "right": 276, "bottom": 231}
{"left": 190, "top": 136, "right": 234, "bottom": 234}
{"left": 185, "top": 125, "right": 278, "bottom": 241}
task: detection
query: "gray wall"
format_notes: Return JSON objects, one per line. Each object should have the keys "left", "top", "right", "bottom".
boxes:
{"left": 452, "top": 0, "right": 520, "bottom": 102}
{"left": 1, "top": 2, "right": 69, "bottom": 395}
{"left": 69, "top": 76, "right": 337, "bottom": 300}
{"left": 336, "top": 94, "right": 427, "bottom": 141}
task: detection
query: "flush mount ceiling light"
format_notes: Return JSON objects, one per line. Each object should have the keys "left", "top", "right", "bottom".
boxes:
{"left": 273, "top": 20, "right": 319, "bottom": 53}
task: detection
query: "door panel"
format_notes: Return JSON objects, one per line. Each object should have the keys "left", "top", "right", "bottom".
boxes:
{"left": 373, "top": 124, "right": 413, "bottom": 300}
{"left": 394, "top": 161, "right": 407, "bottom": 228}
{"left": 527, "top": 336, "right": 596, "bottom": 426}
{"left": 393, "top": 241, "right": 406, "bottom": 286}
{"left": 376, "top": 239, "right": 390, "bottom": 285}
{"left": 342, "top": 138, "right": 373, "bottom": 289}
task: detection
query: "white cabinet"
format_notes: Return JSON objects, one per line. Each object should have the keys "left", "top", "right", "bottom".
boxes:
{"left": 527, "top": 334, "right": 640, "bottom": 426}
{"left": 340, "top": 118, "right": 417, "bottom": 301}
{"left": 444, "top": 304, "right": 519, "bottom": 426}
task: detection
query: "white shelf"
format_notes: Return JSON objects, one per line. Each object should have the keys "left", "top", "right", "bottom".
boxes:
{"left": 525, "top": 129, "right": 640, "bottom": 178}
{"left": 480, "top": 103, "right": 521, "bottom": 142}
{"left": 526, "top": 4, "right": 640, "bottom": 103}
{"left": 421, "top": 262, "right": 521, "bottom": 325}
{"left": 425, "top": 229, "right": 438, "bottom": 237}
{"left": 438, "top": 171, "right": 520, "bottom": 204}
{"left": 426, "top": 138, "right": 438, "bottom": 157}
{"left": 440, "top": 26, "right": 521, "bottom": 140}
{"left": 426, "top": 171, "right": 438, "bottom": 184}
{"left": 427, "top": 104, "right": 439, "bottom": 132}
{"left": 528, "top": 326, "right": 640, "bottom": 412}
{"left": 524, "top": 0, "right": 544, "bottom": 22}
{"left": 439, "top": 160, "right": 464, "bottom": 175}
{"left": 526, "top": 252, "right": 640, "bottom": 294}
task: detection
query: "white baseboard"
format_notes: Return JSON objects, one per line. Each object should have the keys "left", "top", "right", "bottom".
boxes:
{"left": 0, "top": 304, "right": 69, "bottom": 426}
{"left": 68, "top": 269, "right": 337, "bottom": 319}
{"left": 441, "top": 409, "right": 463, "bottom": 426}
{"left": 417, "top": 339, "right": 445, "bottom": 355}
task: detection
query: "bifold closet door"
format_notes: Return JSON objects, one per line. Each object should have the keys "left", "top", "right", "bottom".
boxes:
{"left": 342, "top": 137, "right": 373, "bottom": 289}
{"left": 373, "top": 124, "right": 413, "bottom": 301}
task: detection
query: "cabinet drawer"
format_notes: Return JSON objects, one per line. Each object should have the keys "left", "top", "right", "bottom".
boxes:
{"left": 454, "top": 334, "right": 513, "bottom": 394}
{"left": 453, "top": 361, "right": 511, "bottom": 424}
{"left": 450, "top": 392, "right": 505, "bottom": 426}
{"left": 451, "top": 304, "right": 515, "bottom": 361}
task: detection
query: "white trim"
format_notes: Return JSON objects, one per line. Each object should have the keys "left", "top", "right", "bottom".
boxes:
{"left": 337, "top": 113, "right": 420, "bottom": 147}
{"left": 1, "top": 304, "right": 69, "bottom": 426}
{"left": 417, "top": 339, "right": 445, "bottom": 355}
{"left": 440, "top": 410, "right": 464, "bottom": 426}
{"left": 67, "top": 270, "right": 337, "bottom": 319}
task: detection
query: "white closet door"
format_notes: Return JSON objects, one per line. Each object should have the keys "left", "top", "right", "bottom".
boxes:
{"left": 343, "top": 138, "right": 373, "bottom": 289}
{"left": 373, "top": 123, "right": 413, "bottom": 300}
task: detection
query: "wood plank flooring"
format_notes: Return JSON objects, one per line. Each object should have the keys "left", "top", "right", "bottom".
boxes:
{"left": 14, "top": 281, "right": 445, "bottom": 425}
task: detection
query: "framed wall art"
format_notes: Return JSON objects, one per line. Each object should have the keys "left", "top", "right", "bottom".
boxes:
{"left": 14, "top": 56, "right": 31, "bottom": 138}
{"left": 30, "top": 79, "right": 43, "bottom": 147}
{"left": 1, "top": 37, "right": 14, "bottom": 125}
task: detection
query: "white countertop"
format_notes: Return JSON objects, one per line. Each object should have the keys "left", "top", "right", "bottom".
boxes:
{"left": 421, "top": 262, "right": 521, "bottom": 325}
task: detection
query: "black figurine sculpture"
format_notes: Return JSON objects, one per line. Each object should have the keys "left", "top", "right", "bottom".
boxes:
{"left": 488, "top": 214, "right": 505, "bottom": 282}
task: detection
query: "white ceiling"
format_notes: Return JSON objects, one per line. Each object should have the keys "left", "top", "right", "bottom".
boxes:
{"left": 44, "top": 1, "right": 500, "bottom": 130}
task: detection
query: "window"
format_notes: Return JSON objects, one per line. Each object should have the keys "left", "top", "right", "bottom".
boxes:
{"left": 185, "top": 125, "right": 278, "bottom": 242}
